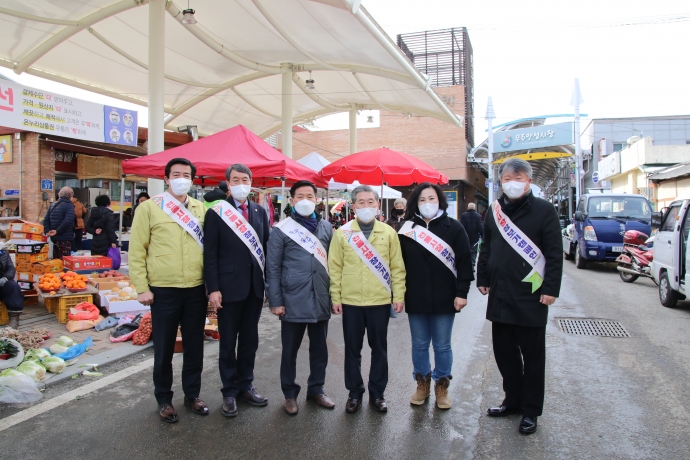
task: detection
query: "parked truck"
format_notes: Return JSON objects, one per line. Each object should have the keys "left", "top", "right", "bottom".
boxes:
{"left": 651, "top": 197, "right": 690, "bottom": 307}
{"left": 563, "top": 193, "right": 653, "bottom": 269}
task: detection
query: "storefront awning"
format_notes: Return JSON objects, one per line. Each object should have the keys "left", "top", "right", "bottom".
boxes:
{"left": 43, "top": 136, "right": 147, "bottom": 161}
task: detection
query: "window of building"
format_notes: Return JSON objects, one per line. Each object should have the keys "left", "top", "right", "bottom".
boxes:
{"left": 613, "top": 143, "right": 626, "bottom": 151}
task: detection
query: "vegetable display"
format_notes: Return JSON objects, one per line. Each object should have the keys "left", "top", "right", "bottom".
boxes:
{"left": 132, "top": 313, "right": 153, "bottom": 345}
{"left": 16, "top": 361, "right": 46, "bottom": 382}
{"left": 0, "top": 328, "right": 48, "bottom": 350}
{"left": 42, "top": 356, "right": 66, "bottom": 374}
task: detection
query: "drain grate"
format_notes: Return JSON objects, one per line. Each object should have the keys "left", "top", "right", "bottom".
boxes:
{"left": 557, "top": 318, "right": 630, "bottom": 337}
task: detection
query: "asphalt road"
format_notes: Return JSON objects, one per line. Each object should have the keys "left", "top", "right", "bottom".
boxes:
{"left": 1, "top": 261, "right": 689, "bottom": 459}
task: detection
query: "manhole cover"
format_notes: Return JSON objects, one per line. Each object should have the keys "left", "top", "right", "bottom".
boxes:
{"left": 557, "top": 318, "right": 630, "bottom": 337}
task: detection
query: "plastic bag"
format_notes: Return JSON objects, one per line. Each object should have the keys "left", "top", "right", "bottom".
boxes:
{"left": 107, "top": 247, "right": 122, "bottom": 270}
{"left": 132, "top": 313, "right": 152, "bottom": 345}
{"left": 67, "top": 302, "right": 100, "bottom": 321}
{"left": 94, "top": 316, "right": 119, "bottom": 331}
{"left": 66, "top": 315, "right": 105, "bottom": 333}
{"left": 0, "top": 339, "right": 24, "bottom": 371}
{"left": 109, "top": 323, "right": 139, "bottom": 343}
{"left": 0, "top": 374, "right": 43, "bottom": 404}
{"left": 53, "top": 336, "right": 93, "bottom": 361}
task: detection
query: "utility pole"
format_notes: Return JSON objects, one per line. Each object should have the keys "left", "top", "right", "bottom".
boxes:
{"left": 485, "top": 97, "right": 496, "bottom": 204}
{"left": 570, "top": 78, "right": 584, "bottom": 206}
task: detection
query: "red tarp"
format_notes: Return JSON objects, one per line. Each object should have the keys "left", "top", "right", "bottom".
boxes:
{"left": 318, "top": 147, "right": 448, "bottom": 186}
{"left": 122, "top": 125, "right": 327, "bottom": 188}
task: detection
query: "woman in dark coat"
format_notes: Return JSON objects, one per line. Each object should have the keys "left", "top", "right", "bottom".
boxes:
{"left": 85, "top": 194, "right": 118, "bottom": 256}
{"left": 398, "top": 183, "right": 474, "bottom": 410}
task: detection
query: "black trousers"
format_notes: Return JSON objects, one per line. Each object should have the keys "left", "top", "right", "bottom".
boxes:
{"left": 149, "top": 285, "right": 207, "bottom": 405}
{"left": 217, "top": 293, "right": 263, "bottom": 398}
{"left": 73, "top": 229, "right": 83, "bottom": 252}
{"left": 492, "top": 321, "right": 546, "bottom": 418}
{"left": 0, "top": 280, "right": 24, "bottom": 311}
{"left": 342, "top": 304, "right": 390, "bottom": 400}
{"left": 280, "top": 320, "right": 329, "bottom": 399}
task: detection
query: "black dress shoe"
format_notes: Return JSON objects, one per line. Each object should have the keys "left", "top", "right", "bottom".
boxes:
{"left": 158, "top": 403, "right": 179, "bottom": 423}
{"left": 240, "top": 387, "right": 268, "bottom": 407}
{"left": 345, "top": 398, "right": 362, "bottom": 413}
{"left": 184, "top": 397, "right": 209, "bottom": 415}
{"left": 222, "top": 397, "right": 238, "bottom": 418}
{"left": 487, "top": 405, "right": 519, "bottom": 417}
{"left": 370, "top": 397, "right": 388, "bottom": 413}
{"left": 519, "top": 416, "right": 538, "bottom": 435}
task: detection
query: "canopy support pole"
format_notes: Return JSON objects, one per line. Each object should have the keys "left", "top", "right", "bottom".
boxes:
{"left": 280, "top": 177, "right": 286, "bottom": 220}
{"left": 485, "top": 97, "right": 496, "bottom": 204}
{"left": 349, "top": 108, "right": 357, "bottom": 154}
{"left": 281, "top": 67, "right": 293, "bottom": 159}
{"left": 119, "top": 174, "right": 125, "bottom": 251}
{"left": 147, "top": 0, "right": 166, "bottom": 197}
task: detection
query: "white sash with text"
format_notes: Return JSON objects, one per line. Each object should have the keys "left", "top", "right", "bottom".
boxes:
{"left": 398, "top": 221, "right": 457, "bottom": 277}
{"left": 210, "top": 201, "right": 265, "bottom": 272}
{"left": 152, "top": 192, "right": 204, "bottom": 249}
{"left": 340, "top": 221, "right": 391, "bottom": 293}
{"left": 274, "top": 217, "right": 329, "bottom": 274}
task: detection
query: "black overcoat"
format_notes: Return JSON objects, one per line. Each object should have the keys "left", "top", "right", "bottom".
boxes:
{"left": 399, "top": 212, "right": 474, "bottom": 315}
{"left": 476, "top": 192, "right": 563, "bottom": 327}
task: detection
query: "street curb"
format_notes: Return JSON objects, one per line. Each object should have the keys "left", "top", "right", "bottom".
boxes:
{"left": 39, "top": 341, "right": 154, "bottom": 390}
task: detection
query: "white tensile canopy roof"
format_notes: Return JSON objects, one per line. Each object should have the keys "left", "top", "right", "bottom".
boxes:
{"left": 0, "top": 0, "right": 463, "bottom": 138}
{"left": 297, "top": 151, "right": 401, "bottom": 198}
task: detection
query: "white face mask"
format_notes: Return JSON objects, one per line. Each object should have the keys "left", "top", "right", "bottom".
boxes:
{"left": 502, "top": 181, "right": 528, "bottom": 199}
{"left": 230, "top": 184, "right": 251, "bottom": 201}
{"left": 168, "top": 178, "right": 191, "bottom": 197}
{"left": 294, "top": 199, "right": 315, "bottom": 217}
{"left": 356, "top": 207, "right": 378, "bottom": 224}
{"left": 419, "top": 202, "right": 439, "bottom": 219}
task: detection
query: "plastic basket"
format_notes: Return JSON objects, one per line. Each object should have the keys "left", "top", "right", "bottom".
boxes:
{"left": 0, "top": 302, "right": 8, "bottom": 326}
{"left": 45, "top": 297, "right": 58, "bottom": 314}
{"left": 55, "top": 294, "right": 93, "bottom": 324}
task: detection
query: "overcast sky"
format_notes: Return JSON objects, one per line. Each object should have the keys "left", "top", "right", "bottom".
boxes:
{"left": 1, "top": 0, "right": 688, "bottom": 143}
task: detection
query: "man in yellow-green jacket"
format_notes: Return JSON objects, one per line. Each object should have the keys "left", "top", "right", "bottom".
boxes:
{"left": 329, "top": 185, "right": 406, "bottom": 414}
{"left": 129, "top": 158, "right": 208, "bottom": 424}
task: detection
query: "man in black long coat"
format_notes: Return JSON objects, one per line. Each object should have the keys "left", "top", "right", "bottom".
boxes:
{"left": 477, "top": 158, "right": 563, "bottom": 435}
{"left": 460, "top": 202, "right": 483, "bottom": 268}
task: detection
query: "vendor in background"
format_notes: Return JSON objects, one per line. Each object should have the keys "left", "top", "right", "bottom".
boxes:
{"left": 386, "top": 198, "right": 407, "bottom": 232}
{"left": 86, "top": 195, "right": 119, "bottom": 256}
{"left": 129, "top": 158, "right": 208, "bottom": 424}
{"left": 72, "top": 195, "right": 87, "bottom": 252}
{"left": 132, "top": 192, "right": 150, "bottom": 217}
{"left": 122, "top": 208, "right": 133, "bottom": 230}
{"left": 43, "top": 187, "right": 76, "bottom": 259}
{"left": 0, "top": 245, "right": 25, "bottom": 329}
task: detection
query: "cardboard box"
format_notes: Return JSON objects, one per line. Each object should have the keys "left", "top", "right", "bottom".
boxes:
{"left": 103, "top": 296, "right": 149, "bottom": 314}
{"left": 17, "top": 263, "right": 33, "bottom": 273}
{"left": 16, "top": 272, "right": 40, "bottom": 283}
{"left": 17, "top": 281, "right": 33, "bottom": 290}
{"left": 62, "top": 256, "right": 112, "bottom": 270}
{"left": 87, "top": 274, "right": 130, "bottom": 290}
{"left": 9, "top": 220, "right": 44, "bottom": 235}
{"left": 16, "top": 243, "right": 49, "bottom": 254}
{"left": 16, "top": 253, "right": 48, "bottom": 264}
{"left": 31, "top": 259, "right": 64, "bottom": 275}
{"left": 8, "top": 232, "right": 47, "bottom": 242}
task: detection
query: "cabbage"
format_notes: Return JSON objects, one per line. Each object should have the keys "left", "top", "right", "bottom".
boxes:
{"left": 66, "top": 358, "right": 78, "bottom": 366}
{"left": 16, "top": 361, "right": 46, "bottom": 382}
{"left": 24, "top": 349, "right": 50, "bottom": 362}
{"left": 49, "top": 344, "right": 68, "bottom": 355}
{"left": 57, "top": 336, "right": 75, "bottom": 347}
{"left": 42, "top": 356, "right": 66, "bottom": 374}
{"left": 0, "top": 369, "right": 22, "bottom": 377}
{"left": 22, "top": 354, "right": 41, "bottom": 364}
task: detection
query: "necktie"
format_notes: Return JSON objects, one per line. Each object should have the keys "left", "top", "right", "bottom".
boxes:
{"left": 239, "top": 203, "right": 249, "bottom": 221}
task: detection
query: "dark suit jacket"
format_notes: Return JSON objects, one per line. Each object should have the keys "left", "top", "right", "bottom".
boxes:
{"left": 204, "top": 198, "right": 270, "bottom": 303}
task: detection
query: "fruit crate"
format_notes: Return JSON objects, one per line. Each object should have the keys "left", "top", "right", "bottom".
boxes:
{"left": 45, "top": 297, "right": 58, "bottom": 314}
{"left": 55, "top": 294, "right": 93, "bottom": 324}
{"left": 0, "top": 302, "right": 8, "bottom": 326}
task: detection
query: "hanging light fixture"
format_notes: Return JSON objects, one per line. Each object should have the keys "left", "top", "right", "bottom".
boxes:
{"left": 181, "top": 1, "right": 197, "bottom": 25}
{"left": 305, "top": 70, "right": 315, "bottom": 90}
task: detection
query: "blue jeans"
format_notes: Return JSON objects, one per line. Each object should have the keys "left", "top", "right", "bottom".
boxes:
{"left": 408, "top": 313, "right": 455, "bottom": 381}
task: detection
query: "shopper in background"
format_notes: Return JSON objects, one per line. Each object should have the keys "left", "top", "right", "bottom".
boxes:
{"left": 129, "top": 158, "right": 208, "bottom": 424}
{"left": 122, "top": 208, "right": 133, "bottom": 230}
{"left": 205, "top": 164, "right": 270, "bottom": 419}
{"left": 203, "top": 181, "right": 229, "bottom": 209}
{"left": 0, "top": 246, "right": 24, "bottom": 329}
{"left": 71, "top": 195, "right": 87, "bottom": 252}
{"left": 267, "top": 180, "right": 334, "bottom": 415}
{"left": 329, "top": 185, "right": 407, "bottom": 414}
{"left": 398, "top": 183, "right": 474, "bottom": 410}
{"left": 386, "top": 198, "right": 407, "bottom": 232}
{"left": 460, "top": 202, "right": 483, "bottom": 269}
{"left": 43, "top": 186, "right": 76, "bottom": 259}
{"left": 132, "top": 192, "right": 150, "bottom": 217}
{"left": 85, "top": 195, "right": 118, "bottom": 256}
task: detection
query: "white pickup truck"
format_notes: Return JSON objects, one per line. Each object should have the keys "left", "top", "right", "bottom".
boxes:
{"left": 651, "top": 197, "right": 690, "bottom": 307}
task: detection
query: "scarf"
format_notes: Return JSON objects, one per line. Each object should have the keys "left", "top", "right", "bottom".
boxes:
{"left": 293, "top": 211, "right": 318, "bottom": 234}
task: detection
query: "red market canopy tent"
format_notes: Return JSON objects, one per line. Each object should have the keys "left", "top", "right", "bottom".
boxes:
{"left": 318, "top": 148, "right": 448, "bottom": 186}
{"left": 122, "top": 125, "right": 327, "bottom": 188}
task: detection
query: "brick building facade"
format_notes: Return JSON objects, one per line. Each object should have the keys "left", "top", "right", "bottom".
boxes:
{"left": 279, "top": 85, "right": 488, "bottom": 217}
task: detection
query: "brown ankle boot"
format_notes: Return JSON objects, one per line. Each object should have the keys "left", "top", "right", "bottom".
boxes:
{"left": 8, "top": 311, "right": 20, "bottom": 329}
{"left": 410, "top": 372, "right": 431, "bottom": 406}
{"left": 435, "top": 377, "right": 452, "bottom": 409}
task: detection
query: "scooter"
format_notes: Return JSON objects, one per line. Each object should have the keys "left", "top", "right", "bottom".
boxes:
{"left": 616, "top": 230, "right": 655, "bottom": 284}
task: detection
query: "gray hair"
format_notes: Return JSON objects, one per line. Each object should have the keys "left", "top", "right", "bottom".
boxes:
{"left": 394, "top": 197, "right": 407, "bottom": 207}
{"left": 225, "top": 163, "right": 252, "bottom": 181}
{"left": 58, "top": 186, "right": 74, "bottom": 199}
{"left": 499, "top": 158, "right": 532, "bottom": 179}
{"left": 467, "top": 202, "right": 476, "bottom": 210}
{"left": 351, "top": 185, "right": 379, "bottom": 203}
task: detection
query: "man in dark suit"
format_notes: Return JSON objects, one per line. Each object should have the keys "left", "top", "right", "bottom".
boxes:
{"left": 204, "top": 164, "right": 270, "bottom": 418}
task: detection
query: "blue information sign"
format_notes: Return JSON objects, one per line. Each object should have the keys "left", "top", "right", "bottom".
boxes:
{"left": 4, "top": 189, "right": 19, "bottom": 196}
{"left": 104, "top": 105, "right": 138, "bottom": 146}
{"left": 492, "top": 122, "right": 574, "bottom": 154}
{"left": 41, "top": 179, "right": 53, "bottom": 191}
